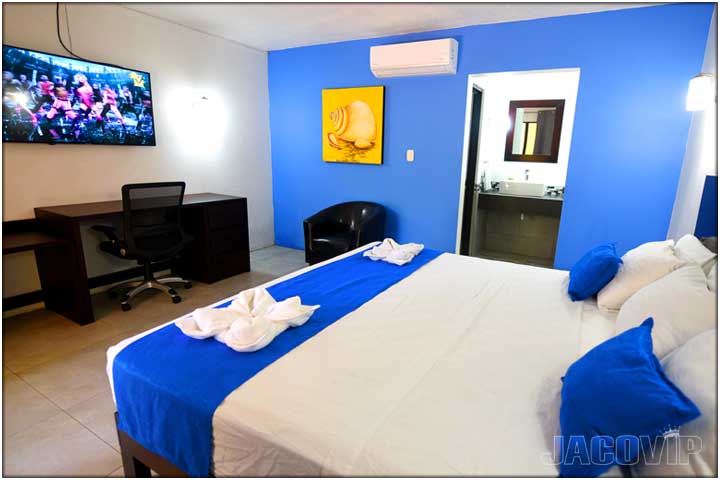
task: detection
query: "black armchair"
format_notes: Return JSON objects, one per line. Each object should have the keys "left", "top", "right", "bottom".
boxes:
{"left": 303, "top": 201, "right": 386, "bottom": 265}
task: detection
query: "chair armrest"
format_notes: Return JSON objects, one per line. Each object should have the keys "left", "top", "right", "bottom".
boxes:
{"left": 303, "top": 208, "right": 342, "bottom": 248}
{"left": 304, "top": 208, "right": 336, "bottom": 226}
{"left": 303, "top": 219, "right": 335, "bottom": 261}
{"left": 303, "top": 218, "right": 337, "bottom": 251}
{"left": 303, "top": 220, "right": 313, "bottom": 257}
{"left": 92, "top": 225, "right": 120, "bottom": 242}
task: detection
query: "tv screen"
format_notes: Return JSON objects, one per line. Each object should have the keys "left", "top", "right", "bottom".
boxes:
{"left": 2, "top": 45, "right": 155, "bottom": 145}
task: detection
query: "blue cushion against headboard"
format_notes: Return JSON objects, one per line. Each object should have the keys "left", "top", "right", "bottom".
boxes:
{"left": 695, "top": 175, "right": 717, "bottom": 238}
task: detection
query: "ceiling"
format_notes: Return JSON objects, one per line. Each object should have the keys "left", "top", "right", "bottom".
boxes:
{"left": 122, "top": 3, "right": 652, "bottom": 52}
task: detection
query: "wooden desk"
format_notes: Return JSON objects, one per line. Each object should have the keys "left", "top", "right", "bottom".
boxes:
{"left": 3, "top": 228, "right": 67, "bottom": 254}
{"left": 3, "top": 219, "right": 70, "bottom": 311}
{"left": 33, "top": 193, "right": 250, "bottom": 325}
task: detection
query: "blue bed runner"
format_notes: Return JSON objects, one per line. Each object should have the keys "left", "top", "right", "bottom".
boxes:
{"left": 113, "top": 248, "right": 442, "bottom": 476}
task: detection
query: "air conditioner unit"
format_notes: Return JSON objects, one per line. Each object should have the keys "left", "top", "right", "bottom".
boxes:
{"left": 370, "top": 38, "right": 458, "bottom": 78}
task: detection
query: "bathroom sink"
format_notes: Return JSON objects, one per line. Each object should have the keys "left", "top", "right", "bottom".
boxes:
{"left": 497, "top": 181, "right": 546, "bottom": 197}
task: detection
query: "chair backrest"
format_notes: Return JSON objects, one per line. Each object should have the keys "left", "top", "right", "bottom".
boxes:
{"left": 329, "top": 201, "right": 385, "bottom": 230}
{"left": 121, "top": 182, "right": 186, "bottom": 255}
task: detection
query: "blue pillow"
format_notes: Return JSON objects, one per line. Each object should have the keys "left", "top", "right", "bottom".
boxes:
{"left": 558, "top": 318, "right": 700, "bottom": 477}
{"left": 568, "top": 243, "right": 622, "bottom": 301}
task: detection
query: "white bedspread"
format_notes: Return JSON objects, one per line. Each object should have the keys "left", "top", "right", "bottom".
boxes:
{"left": 107, "top": 245, "right": 617, "bottom": 477}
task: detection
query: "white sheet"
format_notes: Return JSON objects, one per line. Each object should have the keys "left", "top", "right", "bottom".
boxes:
{"left": 107, "top": 246, "right": 617, "bottom": 477}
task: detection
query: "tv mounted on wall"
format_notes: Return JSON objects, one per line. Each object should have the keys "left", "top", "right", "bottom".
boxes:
{"left": 2, "top": 45, "right": 156, "bottom": 146}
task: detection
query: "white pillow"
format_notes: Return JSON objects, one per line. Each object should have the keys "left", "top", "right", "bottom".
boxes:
{"left": 632, "top": 330, "right": 717, "bottom": 477}
{"left": 616, "top": 264, "right": 716, "bottom": 358}
{"left": 675, "top": 234, "right": 717, "bottom": 275}
{"left": 597, "top": 240, "right": 684, "bottom": 311}
{"left": 708, "top": 261, "right": 717, "bottom": 292}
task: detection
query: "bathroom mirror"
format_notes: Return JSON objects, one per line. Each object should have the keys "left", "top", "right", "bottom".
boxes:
{"left": 505, "top": 99, "right": 565, "bottom": 163}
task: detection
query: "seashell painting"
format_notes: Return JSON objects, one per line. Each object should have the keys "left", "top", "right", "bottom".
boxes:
{"left": 322, "top": 86, "right": 384, "bottom": 164}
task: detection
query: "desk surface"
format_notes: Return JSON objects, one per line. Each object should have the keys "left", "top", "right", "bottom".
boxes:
{"left": 35, "top": 193, "right": 244, "bottom": 221}
{"left": 3, "top": 231, "right": 68, "bottom": 254}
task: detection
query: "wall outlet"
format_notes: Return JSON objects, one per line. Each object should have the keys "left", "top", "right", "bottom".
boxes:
{"left": 406, "top": 149, "right": 414, "bottom": 162}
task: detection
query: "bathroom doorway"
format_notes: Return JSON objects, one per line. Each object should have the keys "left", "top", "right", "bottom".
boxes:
{"left": 456, "top": 68, "right": 580, "bottom": 267}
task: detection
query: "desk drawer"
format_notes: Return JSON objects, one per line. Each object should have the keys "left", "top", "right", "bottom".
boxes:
{"left": 208, "top": 226, "right": 249, "bottom": 255}
{"left": 207, "top": 251, "right": 250, "bottom": 281}
{"left": 207, "top": 200, "right": 247, "bottom": 231}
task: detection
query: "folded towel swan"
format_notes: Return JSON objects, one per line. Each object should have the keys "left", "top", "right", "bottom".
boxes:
{"left": 175, "top": 287, "right": 320, "bottom": 352}
{"left": 363, "top": 238, "right": 424, "bottom": 266}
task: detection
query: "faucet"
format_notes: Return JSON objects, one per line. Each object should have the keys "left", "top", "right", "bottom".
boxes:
{"left": 524, "top": 169, "right": 530, "bottom": 181}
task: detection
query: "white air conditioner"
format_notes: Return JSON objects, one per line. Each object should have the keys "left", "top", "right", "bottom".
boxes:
{"left": 370, "top": 38, "right": 458, "bottom": 78}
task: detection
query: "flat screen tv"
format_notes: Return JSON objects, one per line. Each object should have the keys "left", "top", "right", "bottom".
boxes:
{"left": 2, "top": 45, "right": 155, "bottom": 145}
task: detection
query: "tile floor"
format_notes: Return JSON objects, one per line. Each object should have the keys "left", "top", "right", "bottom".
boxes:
{"left": 2, "top": 246, "right": 307, "bottom": 477}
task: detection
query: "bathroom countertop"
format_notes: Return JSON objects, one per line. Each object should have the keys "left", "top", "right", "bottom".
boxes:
{"left": 478, "top": 190, "right": 564, "bottom": 202}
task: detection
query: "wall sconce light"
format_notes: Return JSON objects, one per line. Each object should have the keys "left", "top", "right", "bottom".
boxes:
{"left": 192, "top": 96, "right": 211, "bottom": 115}
{"left": 686, "top": 73, "right": 716, "bottom": 111}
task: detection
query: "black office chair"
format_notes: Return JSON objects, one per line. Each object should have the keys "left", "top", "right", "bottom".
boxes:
{"left": 303, "top": 201, "right": 386, "bottom": 265}
{"left": 93, "top": 182, "right": 192, "bottom": 311}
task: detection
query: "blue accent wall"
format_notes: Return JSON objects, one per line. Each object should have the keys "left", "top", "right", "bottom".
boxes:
{"left": 268, "top": 4, "right": 714, "bottom": 269}
{"left": 695, "top": 175, "right": 718, "bottom": 237}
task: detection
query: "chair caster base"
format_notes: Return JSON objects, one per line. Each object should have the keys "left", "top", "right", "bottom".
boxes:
{"left": 112, "top": 275, "right": 189, "bottom": 311}
{"left": 184, "top": 281, "right": 192, "bottom": 289}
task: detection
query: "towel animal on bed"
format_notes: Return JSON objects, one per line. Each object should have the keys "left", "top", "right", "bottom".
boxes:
{"left": 175, "top": 287, "right": 319, "bottom": 352}
{"left": 364, "top": 238, "right": 424, "bottom": 266}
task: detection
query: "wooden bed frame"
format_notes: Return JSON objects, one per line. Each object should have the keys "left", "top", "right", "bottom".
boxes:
{"left": 115, "top": 413, "right": 190, "bottom": 477}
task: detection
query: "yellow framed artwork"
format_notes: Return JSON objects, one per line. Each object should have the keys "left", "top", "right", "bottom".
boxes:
{"left": 322, "top": 86, "right": 384, "bottom": 164}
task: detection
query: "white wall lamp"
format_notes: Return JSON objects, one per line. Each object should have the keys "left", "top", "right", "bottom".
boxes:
{"left": 192, "top": 96, "right": 211, "bottom": 116}
{"left": 686, "top": 73, "right": 716, "bottom": 111}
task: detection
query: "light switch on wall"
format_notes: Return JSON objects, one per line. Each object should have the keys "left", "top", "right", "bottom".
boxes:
{"left": 406, "top": 149, "right": 414, "bottom": 162}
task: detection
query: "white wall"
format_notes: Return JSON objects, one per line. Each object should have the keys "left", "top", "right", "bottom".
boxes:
{"left": 667, "top": 7, "right": 717, "bottom": 240}
{"left": 471, "top": 69, "right": 580, "bottom": 187}
{"left": 2, "top": 3, "right": 274, "bottom": 299}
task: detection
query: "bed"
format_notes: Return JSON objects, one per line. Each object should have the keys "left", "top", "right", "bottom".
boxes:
{"left": 107, "top": 243, "right": 619, "bottom": 477}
